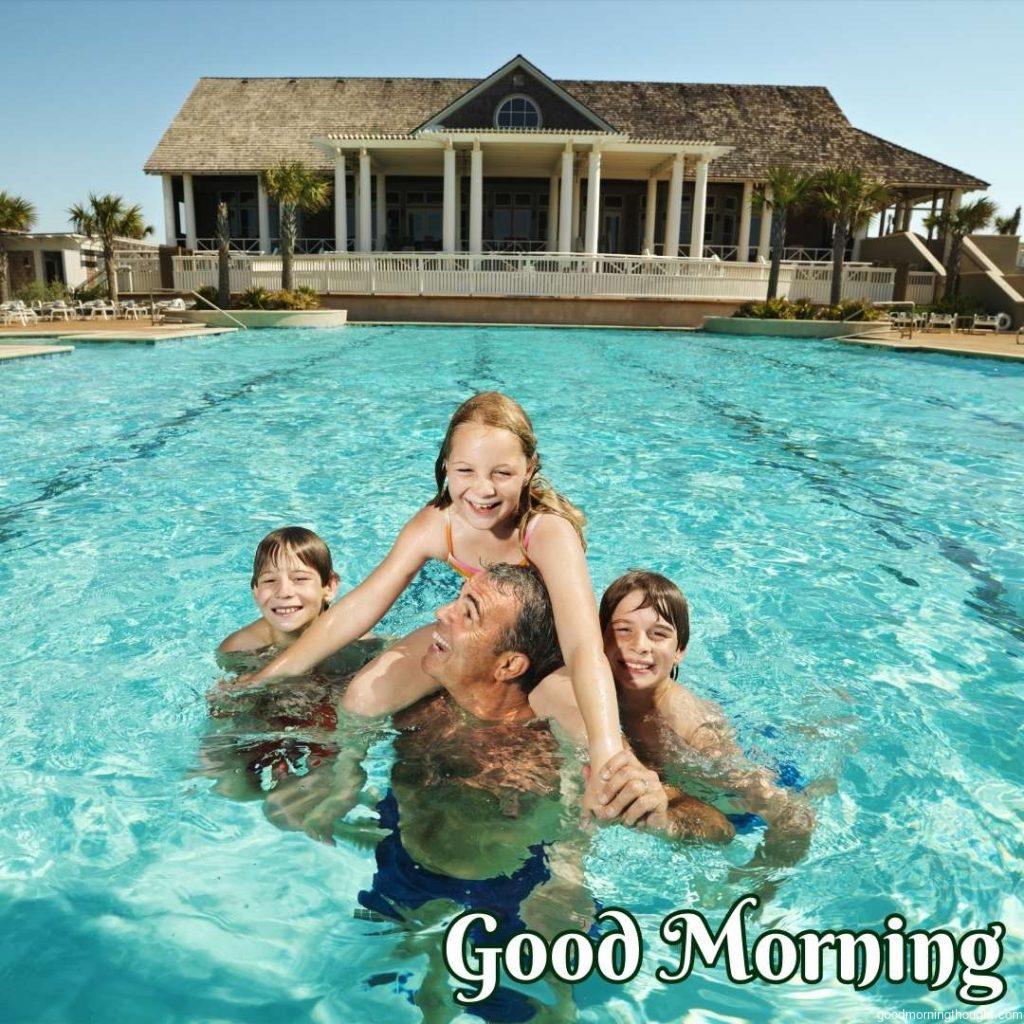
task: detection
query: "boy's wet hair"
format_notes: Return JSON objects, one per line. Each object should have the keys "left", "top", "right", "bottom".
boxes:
{"left": 599, "top": 569, "right": 690, "bottom": 652}
{"left": 251, "top": 527, "right": 335, "bottom": 609}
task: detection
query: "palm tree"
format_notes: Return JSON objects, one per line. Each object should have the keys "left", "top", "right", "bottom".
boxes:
{"left": 994, "top": 206, "right": 1021, "bottom": 236}
{"left": 0, "top": 190, "right": 37, "bottom": 302}
{"left": 755, "top": 166, "right": 817, "bottom": 300}
{"left": 262, "top": 162, "right": 330, "bottom": 291}
{"left": 216, "top": 201, "right": 231, "bottom": 308}
{"left": 68, "top": 193, "right": 152, "bottom": 304}
{"left": 813, "top": 166, "right": 890, "bottom": 306}
{"left": 923, "top": 196, "right": 997, "bottom": 299}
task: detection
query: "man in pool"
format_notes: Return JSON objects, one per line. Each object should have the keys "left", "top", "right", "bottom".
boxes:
{"left": 257, "top": 563, "right": 731, "bottom": 1021}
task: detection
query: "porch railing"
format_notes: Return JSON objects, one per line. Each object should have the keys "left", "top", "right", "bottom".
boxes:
{"left": 171, "top": 252, "right": 795, "bottom": 302}
{"left": 115, "top": 252, "right": 162, "bottom": 293}
{"left": 788, "top": 264, "right": 896, "bottom": 305}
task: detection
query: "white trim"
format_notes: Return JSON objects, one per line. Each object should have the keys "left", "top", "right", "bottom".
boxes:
{"left": 414, "top": 54, "right": 615, "bottom": 133}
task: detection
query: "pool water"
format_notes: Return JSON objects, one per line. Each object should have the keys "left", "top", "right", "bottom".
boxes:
{"left": 1, "top": 326, "right": 1021, "bottom": 1023}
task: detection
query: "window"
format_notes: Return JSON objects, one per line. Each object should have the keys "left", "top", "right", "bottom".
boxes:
{"left": 495, "top": 95, "right": 541, "bottom": 129}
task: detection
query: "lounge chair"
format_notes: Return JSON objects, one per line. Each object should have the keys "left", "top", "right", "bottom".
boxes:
{"left": 971, "top": 314, "right": 1002, "bottom": 334}
{"left": 925, "top": 312, "right": 955, "bottom": 333}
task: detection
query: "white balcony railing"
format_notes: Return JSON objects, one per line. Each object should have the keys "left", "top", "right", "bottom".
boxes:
{"left": 170, "top": 252, "right": 799, "bottom": 302}
{"left": 788, "top": 264, "right": 896, "bottom": 304}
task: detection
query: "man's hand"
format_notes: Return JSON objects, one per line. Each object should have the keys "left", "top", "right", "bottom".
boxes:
{"left": 591, "top": 749, "right": 669, "bottom": 827}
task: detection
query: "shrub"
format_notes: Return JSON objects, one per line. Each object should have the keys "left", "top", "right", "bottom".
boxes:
{"left": 733, "top": 296, "right": 883, "bottom": 322}
{"left": 70, "top": 281, "right": 107, "bottom": 302}
{"left": 196, "top": 284, "right": 219, "bottom": 306}
{"left": 924, "top": 295, "right": 986, "bottom": 317}
{"left": 15, "top": 280, "right": 69, "bottom": 303}
{"left": 236, "top": 286, "right": 274, "bottom": 310}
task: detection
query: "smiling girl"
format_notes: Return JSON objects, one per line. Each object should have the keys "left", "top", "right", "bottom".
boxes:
{"left": 233, "top": 392, "right": 623, "bottom": 797}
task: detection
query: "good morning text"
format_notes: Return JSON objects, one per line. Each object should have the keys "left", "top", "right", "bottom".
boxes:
{"left": 442, "top": 896, "right": 1006, "bottom": 1006}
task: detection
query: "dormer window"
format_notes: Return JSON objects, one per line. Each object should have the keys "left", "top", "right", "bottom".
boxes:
{"left": 495, "top": 95, "right": 541, "bottom": 129}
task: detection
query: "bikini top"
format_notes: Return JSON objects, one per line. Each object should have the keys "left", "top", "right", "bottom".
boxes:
{"left": 444, "top": 507, "right": 540, "bottom": 579}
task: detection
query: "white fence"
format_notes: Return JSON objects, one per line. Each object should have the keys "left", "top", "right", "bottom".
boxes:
{"left": 171, "top": 252, "right": 795, "bottom": 302}
{"left": 907, "top": 272, "right": 939, "bottom": 306}
{"left": 116, "top": 253, "right": 162, "bottom": 293}
{"left": 788, "top": 264, "right": 895, "bottom": 304}
{"left": 165, "top": 252, "right": 899, "bottom": 305}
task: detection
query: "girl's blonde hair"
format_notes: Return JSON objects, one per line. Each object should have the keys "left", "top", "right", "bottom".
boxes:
{"left": 430, "top": 391, "right": 586, "bottom": 548}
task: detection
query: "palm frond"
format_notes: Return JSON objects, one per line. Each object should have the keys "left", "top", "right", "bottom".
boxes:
{"left": 0, "top": 191, "right": 37, "bottom": 233}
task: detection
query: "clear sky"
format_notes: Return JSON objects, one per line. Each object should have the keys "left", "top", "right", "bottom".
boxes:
{"left": 1, "top": 0, "right": 1021, "bottom": 233}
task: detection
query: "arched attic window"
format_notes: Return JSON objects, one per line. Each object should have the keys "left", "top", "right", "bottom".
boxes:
{"left": 494, "top": 94, "right": 542, "bottom": 129}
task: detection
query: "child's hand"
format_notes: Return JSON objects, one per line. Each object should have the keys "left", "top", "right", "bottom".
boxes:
{"left": 586, "top": 750, "right": 668, "bottom": 827}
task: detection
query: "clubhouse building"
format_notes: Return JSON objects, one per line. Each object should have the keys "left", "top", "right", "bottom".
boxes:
{"left": 145, "top": 55, "right": 986, "bottom": 262}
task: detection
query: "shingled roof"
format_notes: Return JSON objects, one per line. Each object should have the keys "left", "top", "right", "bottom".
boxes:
{"left": 145, "top": 75, "right": 987, "bottom": 189}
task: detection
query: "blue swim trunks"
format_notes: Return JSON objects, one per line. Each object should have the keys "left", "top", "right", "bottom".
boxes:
{"left": 358, "top": 791, "right": 551, "bottom": 941}
{"left": 725, "top": 758, "right": 808, "bottom": 833}
{"left": 357, "top": 791, "right": 554, "bottom": 1023}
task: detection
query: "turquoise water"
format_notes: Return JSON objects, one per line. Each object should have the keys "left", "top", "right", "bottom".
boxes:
{"left": 1, "top": 326, "right": 1021, "bottom": 1022}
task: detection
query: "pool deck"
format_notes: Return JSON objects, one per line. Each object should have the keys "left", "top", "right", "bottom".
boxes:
{"left": 0, "top": 322, "right": 237, "bottom": 345}
{"left": 839, "top": 327, "right": 1024, "bottom": 362}
{"left": 0, "top": 343, "right": 75, "bottom": 363}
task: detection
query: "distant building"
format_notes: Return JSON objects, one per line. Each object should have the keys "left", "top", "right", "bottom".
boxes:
{"left": 0, "top": 233, "right": 156, "bottom": 294}
{"left": 145, "top": 55, "right": 986, "bottom": 260}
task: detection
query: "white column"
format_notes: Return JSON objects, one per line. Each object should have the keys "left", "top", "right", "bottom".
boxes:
{"left": 375, "top": 172, "right": 387, "bottom": 250}
{"left": 469, "top": 142, "right": 483, "bottom": 255}
{"left": 162, "top": 175, "right": 177, "bottom": 246}
{"left": 664, "top": 154, "right": 683, "bottom": 257}
{"left": 547, "top": 175, "right": 559, "bottom": 251}
{"left": 942, "top": 188, "right": 962, "bottom": 264}
{"left": 571, "top": 164, "right": 582, "bottom": 250}
{"left": 584, "top": 148, "right": 602, "bottom": 255}
{"left": 642, "top": 177, "right": 657, "bottom": 255}
{"left": 333, "top": 156, "right": 347, "bottom": 253}
{"left": 558, "top": 145, "right": 574, "bottom": 253}
{"left": 852, "top": 222, "right": 868, "bottom": 261}
{"left": 182, "top": 173, "right": 197, "bottom": 250}
{"left": 442, "top": 143, "right": 456, "bottom": 253}
{"left": 756, "top": 185, "right": 773, "bottom": 261}
{"left": 258, "top": 174, "right": 272, "bottom": 253}
{"left": 357, "top": 149, "right": 371, "bottom": 252}
{"left": 689, "top": 156, "right": 709, "bottom": 258}
{"left": 737, "top": 180, "right": 753, "bottom": 261}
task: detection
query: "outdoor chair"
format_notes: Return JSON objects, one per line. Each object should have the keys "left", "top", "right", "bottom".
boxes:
{"left": 925, "top": 312, "right": 955, "bottom": 333}
{"left": 971, "top": 314, "right": 1001, "bottom": 334}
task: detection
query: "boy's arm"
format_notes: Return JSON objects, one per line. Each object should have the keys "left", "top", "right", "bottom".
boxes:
{"left": 661, "top": 692, "right": 815, "bottom": 861}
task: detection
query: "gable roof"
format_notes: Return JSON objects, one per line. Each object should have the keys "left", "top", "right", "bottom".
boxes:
{"left": 414, "top": 54, "right": 615, "bottom": 133}
{"left": 144, "top": 74, "right": 987, "bottom": 189}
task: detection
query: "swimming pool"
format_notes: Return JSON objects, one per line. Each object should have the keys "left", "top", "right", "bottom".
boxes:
{"left": 1, "top": 326, "right": 1021, "bottom": 1022}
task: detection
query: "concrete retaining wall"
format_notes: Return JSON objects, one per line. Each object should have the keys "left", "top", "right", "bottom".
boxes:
{"left": 701, "top": 316, "right": 856, "bottom": 338}
{"left": 171, "top": 309, "right": 348, "bottom": 329}
{"left": 318, "top": 294, "right": 741, "bottom": 327}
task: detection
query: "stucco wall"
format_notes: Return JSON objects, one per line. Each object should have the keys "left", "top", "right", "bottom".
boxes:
{"left": 318, "top": 294, "right": 740, "bottom": 328}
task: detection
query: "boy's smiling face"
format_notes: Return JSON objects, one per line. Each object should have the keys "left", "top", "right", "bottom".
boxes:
{"left": 603, "top": 589, "right": 684, "bottom": 693}
{"left": 252, "top": 547, "right": 338, "bottom": 646}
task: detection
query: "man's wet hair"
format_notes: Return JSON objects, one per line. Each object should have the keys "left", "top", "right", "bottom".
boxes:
{"left": 486, "top": 563, "right": 563, "bottom": 692}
